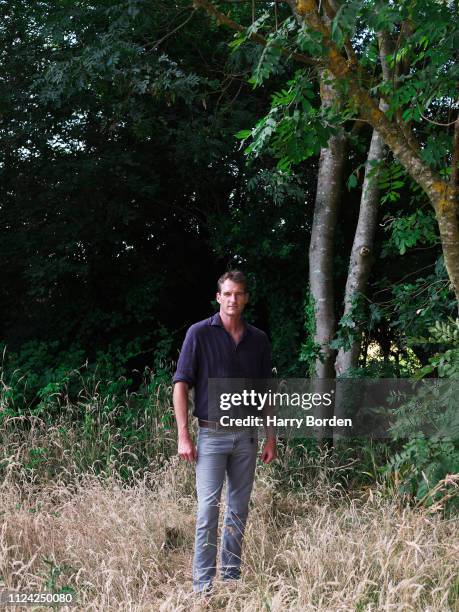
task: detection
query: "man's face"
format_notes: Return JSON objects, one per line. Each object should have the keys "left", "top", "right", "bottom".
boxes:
{"left": 216, "top": 280, "right": 249, "bottom": 318}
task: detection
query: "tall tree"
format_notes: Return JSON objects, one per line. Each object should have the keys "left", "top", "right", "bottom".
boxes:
{"left": 290, "top": 0, "right": 459, "bottom": 307}
{"left": 195, "top": 0, "right": 459, "bottom": 307}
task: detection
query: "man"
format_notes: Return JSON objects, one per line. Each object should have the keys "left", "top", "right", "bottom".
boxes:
{"left": 173, "top": 270, "right": 276, "bottom": 594}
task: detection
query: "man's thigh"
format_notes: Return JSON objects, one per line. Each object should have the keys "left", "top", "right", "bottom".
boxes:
{"left": 225, "top": 432, "right": 258, "bottom": 512}
{"left": 196, "top": 429, "right": 234, "bottom": 505}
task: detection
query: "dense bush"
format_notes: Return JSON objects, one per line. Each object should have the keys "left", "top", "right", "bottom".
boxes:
{"left": 385, "top": 318, "right": 459, "bottom": 512}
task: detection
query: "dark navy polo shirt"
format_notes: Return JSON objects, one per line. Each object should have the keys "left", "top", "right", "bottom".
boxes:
{"left": 173, "top": 312, "right": 272, "bottom": 420}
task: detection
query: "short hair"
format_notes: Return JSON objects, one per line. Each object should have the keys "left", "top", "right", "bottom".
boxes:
{"left": 217, "top": 270, "right": 248, "bottom": 293}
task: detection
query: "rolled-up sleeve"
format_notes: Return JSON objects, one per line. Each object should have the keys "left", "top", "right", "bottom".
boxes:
{"left": 173, "top": 327, "right": 199, "bottom": 388}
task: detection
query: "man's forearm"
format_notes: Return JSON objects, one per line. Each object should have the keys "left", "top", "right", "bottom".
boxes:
{"left": 173, "top": 381, "right": 197, "bottom": 462}
{"left": 173, "top": 382, "right": 190, "bottom": 438}
{"left": 262, "top": 402, "right": 276, "bottom": 440}
{"left": 263, "top": 422, "right": 276, "bottom": 441}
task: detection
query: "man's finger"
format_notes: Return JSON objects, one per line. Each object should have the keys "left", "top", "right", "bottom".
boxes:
{"left": 182, "top": 448, "right": 197, "bottom": 463}
{"left": 261, "top": 449, "right": 275, "bottom": 464}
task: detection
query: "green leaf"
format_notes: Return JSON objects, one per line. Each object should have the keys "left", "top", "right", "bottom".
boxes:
{"left": 347, "top": 173, "right": 358, "bottom": 189}
{"left": 235, "top": 129, "right": 252, "bottom": 140}
{"left": 228, "top": 34, "right": 247, "bottom": 51}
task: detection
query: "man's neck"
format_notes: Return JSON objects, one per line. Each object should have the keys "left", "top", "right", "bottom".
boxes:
{"left": 219, "top": 310, "right": 244, "bottom": 334}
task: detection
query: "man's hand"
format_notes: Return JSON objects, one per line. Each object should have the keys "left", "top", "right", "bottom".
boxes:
{"left": 260, "top": 437, "right": 277, "bottom": 464}
{"left": 178, "top": 432, "right": 197, "bottom": 463}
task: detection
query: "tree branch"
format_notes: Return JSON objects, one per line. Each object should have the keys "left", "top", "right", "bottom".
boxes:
{"left": 193, "top": 0, "right": 317, "bottom": 66}
{"left": 293, "top": 0, "right": 450, "bottom": 209}
{"left": 152, "top": 9, "right": 197, "bottom": 49}
{"left": 321, "top": 0, "right": 357, "bottom": 66}
{"left": 452, "top": 115, "right": 459, "bottom": 189}
{"left": 194, "top": 0, "right": 450, "bottom": 211}
{"left": 376, "top": 31, "right": 393, "bottom": 83}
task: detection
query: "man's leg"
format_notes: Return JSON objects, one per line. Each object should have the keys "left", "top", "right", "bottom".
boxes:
{"left": 220, "top": 431, "right": 257, "bottom": 581}
{"left": 193, "top": 428, "right": 231, "bottom": 593}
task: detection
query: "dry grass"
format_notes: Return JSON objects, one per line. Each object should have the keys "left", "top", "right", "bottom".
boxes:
{"left": 0, "top": 439, "right": 458, "bottom": 612}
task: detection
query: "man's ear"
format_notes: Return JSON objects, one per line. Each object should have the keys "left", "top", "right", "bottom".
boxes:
{"left": 216, "top": 292, "right": 222, "bottom": 304}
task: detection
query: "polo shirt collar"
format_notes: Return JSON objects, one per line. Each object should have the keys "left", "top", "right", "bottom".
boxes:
{"left": 210, "top": 312, "right": 223, "bottom": 327}
{"left": 210, "top": 312, "right": 250, "bottom": 336}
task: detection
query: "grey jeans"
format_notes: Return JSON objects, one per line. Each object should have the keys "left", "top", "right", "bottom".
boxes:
{"left": 193, "top": 426, "right": 258, "bottom": 592}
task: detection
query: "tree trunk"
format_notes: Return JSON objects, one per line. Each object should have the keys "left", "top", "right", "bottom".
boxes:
{"left": 333, "top": 111, "right": 386, "bottom": 444}
{"left": 309, "top": 72, "right": 346, "bottom": 378}
{"left": 434, "top": 193, "right": 459, "bottom": 312}
{"left": 335, "top": 39, "right": 391, "bottom": 376}
{"left": 334, "top": 121, "right": 385, "bottom": 375}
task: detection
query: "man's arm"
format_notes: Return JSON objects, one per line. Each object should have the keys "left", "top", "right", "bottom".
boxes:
{"left": 260, "top": 334, "right": 277, "bottom": 464}
{"left": 173, "top": 381, "right": 197, "bottom": 462}
{"left": 260, "top": 411, "right": 277, "bottom": 463}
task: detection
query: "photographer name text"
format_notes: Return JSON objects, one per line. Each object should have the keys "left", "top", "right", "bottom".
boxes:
{"left": 219, "top": 415, "right": 352, "bottom": 428}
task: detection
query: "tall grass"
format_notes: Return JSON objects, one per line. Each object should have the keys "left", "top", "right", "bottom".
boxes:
{"left": 0, "top": 367, "right": 457, "bottom": 610}
{"left": 0, "top": 447, "right": 457, "bottom": 610}
{"left": 0, "top": 366, "right": 176, "bottom": 484}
